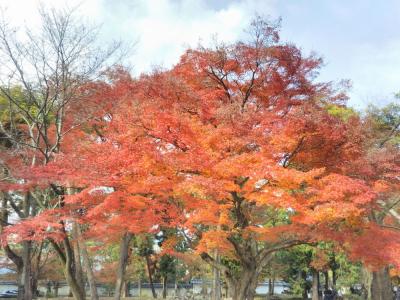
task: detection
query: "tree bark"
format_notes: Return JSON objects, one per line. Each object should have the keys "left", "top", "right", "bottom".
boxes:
{"left": 332, "top": 268, "right": 337, "bottom": 289}
{"left": 268, "top": 278, "right": 272, "bottom": 296}
{"left": 71, "top": 208, "right": 85, "bottom": 297}
{"left": 371, "top": 266, "right": 392, "bottom": 300}
{"left": 324, "top": 271, "right": 329, "bottom": 290}
{"left": 53, "top": 281, "right": 59, "bottom": 297}
{"left": 212, "top": 251, "right": 221, "bottom": 300}
{"left": 312, "top": 269, "right": 320, "bottom": 300}
{"left": 122, "top": 281, "right": 129, "bottom": 298}
{"left": 22, "top": 193, "right": 33, "bottom": 300}
{"left": 76, "top": 225, "right": 99, "bottom": 300}
{"left": 21, "top": 241, "right": 32, "bottom": 300}
{"left": 114, "top": 232, "right": 133, "bottom": 300}
{"left": 162, "top": 276, "right": 167, "bottom": 299}
{"left": 63, "top": 235, "right": 86, "bottom": 300}
{"left": 138, "top": 278, "right": 141, "bottom": 297}
{"left": 146, "top": 254, "right": 157, "bottom": 298}
{"left": 226, "top": 266, "right": 259, "bottom": 300}
{"left": 301, "top": 271, "right": 308, "bottom": 300}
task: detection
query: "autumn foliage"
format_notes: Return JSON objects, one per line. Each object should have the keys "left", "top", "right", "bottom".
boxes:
{"left": 1, "top": 16, "right": 400, "bottom": 300}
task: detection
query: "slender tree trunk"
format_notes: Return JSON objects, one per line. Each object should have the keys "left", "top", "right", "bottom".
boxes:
{"left": 72, "top": 224, "right": 85, "bottom": 297}
{"left": 63, "top": 235, "right": 86, "bottom": 300}
{"left": 138, "top": 278, "right": 142, "bottom": 297}
{"left": 76, "top": 225, "right": 98, "bottom": 300}
{"left": 268, "top": 278, "right": 272, "bottom": 296}
{"left": 16, "top": 267, "right": 24, "bottom": 300}
{"left": 162, "top": 276, "right": 167, "bottom": 299}
{"left": 301, "top": 271, "right": 308, "bottom": 300}
{"left": 212, "top": 251, "right": 221, "bottom": 300}
{"left": 271, "top": 276, "right": 275, "bottom": 295}
{"left": 53, "top": 281, "right": 59, "bottom": 297}
{"left": 371, "top": 267, "right": 392, "bottom": 300}
{"left": 22, "top": 192, "right": 33, "bottom": 300}
{"left": 312, "top": 269, "right": 320, "bottom": 300}
{"left": 122, "top": 281, "right": 129, "bottom": 298}
{"left": 51, "top": 236, "right": 84, "bottom": 300}
{"left": 146, "top": 255, "right": 157, "bottom": 298}
{"left": 114, "top": 232, "right": 133, "bottom": 300}
{"left": 332, "top": 268, "right": 337, "bottom": 289}
{"left": 324, "top": 271, "right": 329, "bottom": 290}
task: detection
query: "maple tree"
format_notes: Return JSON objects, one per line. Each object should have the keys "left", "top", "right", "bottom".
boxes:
{"left": 2, "top": 16, "right": 400, "bottom": 300}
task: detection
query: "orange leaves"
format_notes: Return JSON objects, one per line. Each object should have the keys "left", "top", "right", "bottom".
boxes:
{"left": 195, "top": 230, "right": 233, "bottom": 255}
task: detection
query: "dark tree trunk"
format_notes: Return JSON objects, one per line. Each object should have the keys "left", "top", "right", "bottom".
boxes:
{"left": 77, "top": 224, "right": 98, "bottom": 300}
{"left": 268, "top": 278, "right": 272, "bottom": 296}
{"left": 371, "top": 266, "right": 392, "bottom": 300}
{"left": 324, "top": 271, "right": 329, "bottom": 290}
{"left": 301, "top": 271, "right": 308, "bottom": 300}
{"left": 162, "top": 276, "right": 167, "bottom": 299}
{"left": 146, "top": 255, "right": 157, "bottom": 298}
{"left": 114, "top": 232, "right": 133, "bottom": 300}
{"left": 22, "top": 192, "right": 33, "bottom": 300}
{"left": 60, "top": 235, "right": 86, "bottom": 300}
{"left": 53, "top": 281, "right": 59, "bottom": 297}
{"left": 332, "top": 268, "right": 337, "bottom": 289}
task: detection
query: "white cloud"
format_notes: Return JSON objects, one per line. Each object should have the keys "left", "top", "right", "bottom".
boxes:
{"left": 95, "top": 0, "right": 276, "bottom": 74}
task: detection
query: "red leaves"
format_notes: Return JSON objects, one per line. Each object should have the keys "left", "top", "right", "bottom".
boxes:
{"left": 1, "top": 210, "right": 65, "bottom": 246}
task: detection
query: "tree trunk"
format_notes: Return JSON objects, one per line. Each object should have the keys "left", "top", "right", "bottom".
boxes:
{"left": 114, "top": 232, "right": 133, "bottom": 300}
{"left": 212, "top": 251, "right": 221, "bottom": 300}
{"left": 162, "top": 276, "right": 167, "bottom": 299}
{"left": 271, "top": 276, "right": 275, "bottom": 296}
{"left": 324, "top": 271, "right": 329, "bottom": 290}
{"left": 146, "top": 255, "right": 157, "bottom": 298}
{"left": 371, "top": 266, "right": 392, "bottom": 300}
{"left": 228, "top": 267, "right": 259, "bottom": 300}
{"left": 138, "top": 278, "right": 141, "bottom": 297}
{"left": 332, "top": 268, "right": 337, "bottom": 289}
{"left": 268, "top": 278, "right": 272, "bottom": 296}
{"left": 22, "top": 192, "right": 33, "bottom": 300}
{"left": 62, "top": 236, "right": 86, "bottom": 300}
{"left": 312, "top": 269, "right": 320, "bottom": 300}
{"left": 21, "top": 241, "right": 33, "bottom": 300}
{"left": 53, "top": 281, "right": 59, "bottom": 297}
{"left": 122, "top": 281, "right": 129, "bottom": 298}
{"left": 76, "top": 225, "right": 99, "bottom": 300}
{"left": 65, "top": 262, "right": 86, "bottom": 300}
{"left": 301, "top": 271, "right": 308, "bottom": 300}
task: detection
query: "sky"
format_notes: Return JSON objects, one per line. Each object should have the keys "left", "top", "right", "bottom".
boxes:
{"left": 1, "top": 0, "right": 400, "bottom": 109}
